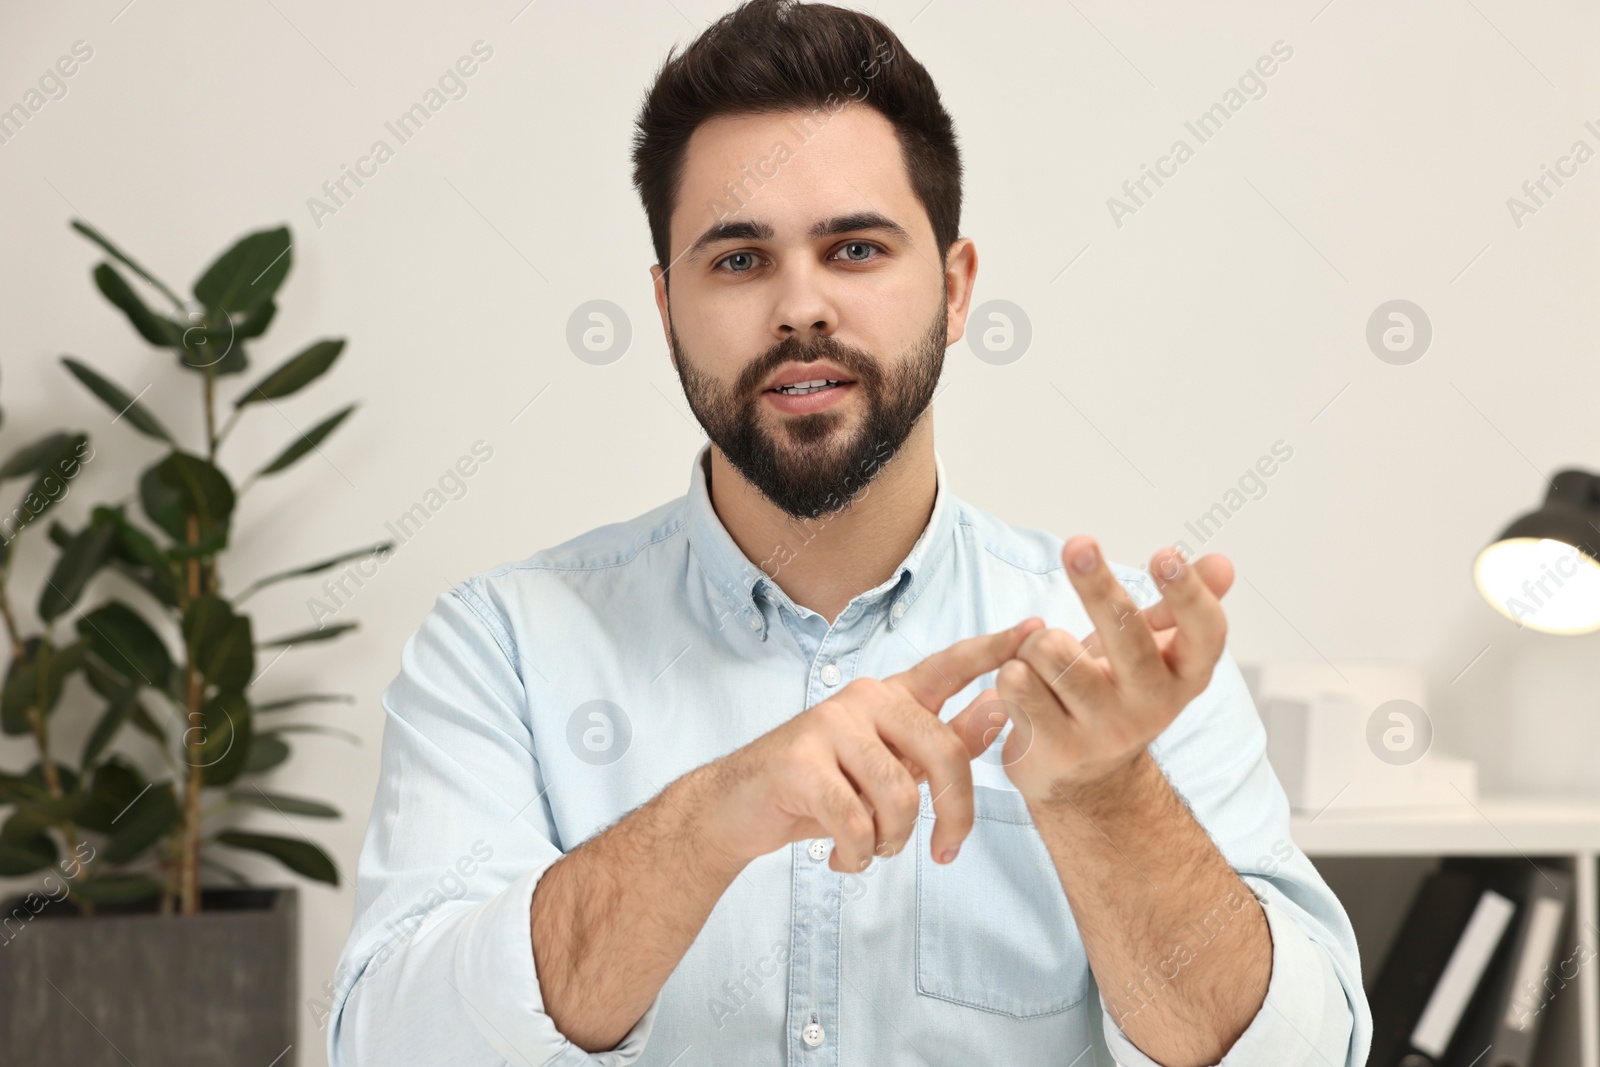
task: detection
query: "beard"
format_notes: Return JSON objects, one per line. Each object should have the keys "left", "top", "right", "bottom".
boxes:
{"left": 670, "top": 304, "right": 946, "bottom": 521}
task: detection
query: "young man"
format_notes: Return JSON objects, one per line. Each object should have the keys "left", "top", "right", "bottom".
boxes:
{"left": 329, "top": 3, "right": 1369, "bottom": 1065}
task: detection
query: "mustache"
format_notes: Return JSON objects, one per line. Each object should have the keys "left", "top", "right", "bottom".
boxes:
{"left": 737, "top": 335, "right": 882, "bottom": 395}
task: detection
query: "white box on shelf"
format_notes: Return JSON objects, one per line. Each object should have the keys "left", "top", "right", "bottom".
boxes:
{"left": 1244, "top": 662, "right": 1478, "bottom": 814}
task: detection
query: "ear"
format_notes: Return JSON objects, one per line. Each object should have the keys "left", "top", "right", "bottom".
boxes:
{"left": 649, "top": 264, "right": 677, "bottom": 372}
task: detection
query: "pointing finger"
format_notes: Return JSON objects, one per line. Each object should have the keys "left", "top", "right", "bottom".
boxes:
{"left": 888, "top": 617, "right": 1044, "bottom": 713}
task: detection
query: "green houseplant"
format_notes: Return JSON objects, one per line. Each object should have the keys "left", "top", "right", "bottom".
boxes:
{"left": 0, "top": 376, "right": 97, "bottom": 904}
{"left": 0, "top": 219, "right": 389, "bottom": 923}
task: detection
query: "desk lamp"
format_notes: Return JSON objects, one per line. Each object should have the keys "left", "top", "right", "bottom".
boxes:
{"left": 1473, "top": 469, "right": 1600, "bottom": 635}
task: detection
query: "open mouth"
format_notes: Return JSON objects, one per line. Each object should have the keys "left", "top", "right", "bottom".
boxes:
{"left": 768, "top": 378, "right": 851, "bottom": 396}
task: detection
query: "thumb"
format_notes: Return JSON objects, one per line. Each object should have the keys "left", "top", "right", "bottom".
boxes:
{"left": 946, "top": 686, "right": 1011, "bottom": 761}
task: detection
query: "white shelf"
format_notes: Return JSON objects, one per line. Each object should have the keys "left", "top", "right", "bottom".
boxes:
{"left": 1293, "top": 796, "right": 1600, "bottom": 856}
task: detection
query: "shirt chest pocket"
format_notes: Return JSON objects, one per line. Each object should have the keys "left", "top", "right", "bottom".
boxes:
{"left": 913, "top": 783, "right": 1091, "bottom": 1018}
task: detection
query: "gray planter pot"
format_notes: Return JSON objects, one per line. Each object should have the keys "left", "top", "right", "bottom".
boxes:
{"left": 0, "top": 886, "right": 298, "bottom": 1066}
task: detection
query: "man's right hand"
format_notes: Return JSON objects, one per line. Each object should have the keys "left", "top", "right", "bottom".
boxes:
{"left": 694, "top": 617, "right": 1045, "bottom": 875}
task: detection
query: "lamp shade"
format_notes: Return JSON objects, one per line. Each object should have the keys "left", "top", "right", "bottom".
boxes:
{"left": 1473, "top": 469, "right": 1600, "bottom": 635}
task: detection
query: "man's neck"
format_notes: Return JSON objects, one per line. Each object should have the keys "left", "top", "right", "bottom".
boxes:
{"left": 706, "top": 418, "right": 938, "bottom": 625}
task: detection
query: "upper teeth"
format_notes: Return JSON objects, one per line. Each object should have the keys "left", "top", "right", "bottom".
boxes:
{"left": 775, "top": 379, "right": 843, "bottom": 394}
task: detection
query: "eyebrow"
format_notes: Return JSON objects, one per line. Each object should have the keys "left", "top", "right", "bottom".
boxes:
{"left": 682, "top": 211, "right": 912, "bottom": 266}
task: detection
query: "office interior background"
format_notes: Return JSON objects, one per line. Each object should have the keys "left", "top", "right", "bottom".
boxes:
{"left": 1, "top": 1, "right": 1597, "bottom": 1063}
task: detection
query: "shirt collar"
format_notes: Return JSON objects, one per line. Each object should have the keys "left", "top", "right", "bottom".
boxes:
{"left": 683, "top": 440, "right": 958, "bottom": 640}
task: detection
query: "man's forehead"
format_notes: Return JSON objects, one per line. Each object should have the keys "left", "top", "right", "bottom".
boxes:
{"left": 671, "top": 107, "right": 917, "bottom": 262}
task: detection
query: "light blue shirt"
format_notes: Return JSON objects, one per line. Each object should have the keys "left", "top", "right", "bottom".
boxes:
{"left": 329, "top": 441, "right": 1371, "bottom": 1067}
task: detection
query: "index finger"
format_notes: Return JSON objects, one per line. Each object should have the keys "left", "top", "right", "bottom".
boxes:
{"left": 887, "top": 617, "right": 1045, "bottom": 712}
{"left": 1062, "top": 536, "right": 1162, "bottom": 680}
{"left": 1082, "top": 552, "right": 1234, "bottom": 653}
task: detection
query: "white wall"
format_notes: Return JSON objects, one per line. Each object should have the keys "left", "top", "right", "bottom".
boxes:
{"left": 1, "top": 0, "right": 1596, "bottom": 1062}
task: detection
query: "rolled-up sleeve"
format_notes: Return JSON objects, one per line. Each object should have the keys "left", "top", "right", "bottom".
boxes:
{"left": 327, "top": 582, "right": 661, "bottom": 1066}
{"left": 1100, "top": 893, "right": 1362, "bottom": 1067}
{"left": 1092, "top": 578, "right": 1372, "bottom": 1067}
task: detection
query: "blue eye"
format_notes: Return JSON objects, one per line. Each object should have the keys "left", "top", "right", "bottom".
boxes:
{"left": 711, "top": 241, "right": 885, "bottom": 274}
{"left": 715, "top": 251, "right": 759, "bottom": 273}
{"left": 834, "top": 241, "right": 881, "bottom": 262}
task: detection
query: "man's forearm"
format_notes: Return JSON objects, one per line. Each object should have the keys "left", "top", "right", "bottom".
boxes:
{"left": 1026, "top": 751, "right": 1272, "bottom": 1067}
{"left": 530, "top": 762, "right": 747, "bottom": 1052}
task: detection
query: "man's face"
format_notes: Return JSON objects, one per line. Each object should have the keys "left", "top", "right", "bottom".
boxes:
{"left": 651, "top": 104, "right": 965, "bottom": 521}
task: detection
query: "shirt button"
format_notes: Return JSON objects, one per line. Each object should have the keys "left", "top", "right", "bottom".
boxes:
{"left": 807, "top": 839, "right": 829, "bottom": 862}
{"left": 802, "top": 1021, "right": 825, "bottom": 1047}
{"left": 747, "top": 616, "right": 761, "bottom": 630}
{"left": 820, "top": 663, "right": 841, "bottom": 686}
{"left": 891, "top": 601, "right": 906, "bottom": 620}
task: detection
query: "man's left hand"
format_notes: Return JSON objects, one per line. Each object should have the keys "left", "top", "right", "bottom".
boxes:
{"left": 967, "top": 537, "right": 1234, "bottom": 807}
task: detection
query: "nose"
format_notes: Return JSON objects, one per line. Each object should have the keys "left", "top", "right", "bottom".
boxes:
{"left": 770, "top": 260, "right": 838, "bottom": 344}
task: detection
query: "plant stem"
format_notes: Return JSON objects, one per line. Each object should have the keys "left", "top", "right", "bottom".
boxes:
{"left": 180, "top": 666, "right": 204, "bottom": 914}
{"left": 4, "top": 544, "right": 95, "bottom": 914}
{"left": 178, "top": 513, "right": 205, "bottom": 915}
{"left": 0, "top": 547, "right": 25, "bottom": 662}
{"left": 23, "top": 700, "right": 95, "bottom": 916}
{"left": 204, "top": 363, "right": 218, "bottom": 462}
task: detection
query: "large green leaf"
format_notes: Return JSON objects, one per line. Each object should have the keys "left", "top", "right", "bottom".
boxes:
{"left": 1, "top": 794, "right": 85, "bottom": 841}
{"left": 0, "top": 639, "right": 81, "bottom": 732}
{"left": 84, "top": 659, "right": 168, "bottom": 745}
{"left": 74, "top": 757, "right": 147, "bottom": 834}
{"left": 229, "top": 789, "right": 339, "bottom": 819}
{"left": 258, "top": 621, "right": 356, "bottom": 649}
{"left": 139, "top": 451, "right": 235, "bottom": 543}
{"left": 80, "top": 681, "right": 142, "bottom": 768}
{"left": 37, "top": 640, "right": 84, "bottom": 714}
{"left": 193, "top": 227, "right": 291, "bottom": 317}
{"left": 0, "top": 432, "right": 75, "bottom": 481}
{"left": 103, "top": 507, "right": 180, "bottom": 608}
{"left": 104, "top": 507, "right": 167, "bottom": 571}
{"left": 92, "top": 263, "right": 181, "bottom": 347}
{"left": 255, "top": 404, "right": 354, "bottom": 478}
{"left": 195, "top": 690, "right": 252, "bottom": 786}
{"left": 83, "top": 654, "right": 128, "bottom": 699}
{"left": 242, "top": 733, "right": 290, "bottom": 774}
{"left": 10, "top": 434, "right": 88, "bottom": 536}
{"left": 233, "top": 300, "right": 277, "bottom": 341}
{"left": 1, "top": 641, "right": 41, "bottom": 735}
{"left": 102, "top": 781, "right": 180, "bottom": 864}
{"left": 176, "top": 318, "right": 248, "bottom": 376}
{"left": 183, "top": 595, "right": 255, "bottom": 691}
{"left": 0, "top": 833, "right": 58, "bottom": 875}
{"left": 235, "top": 338, "right": 344, "bottom": 407}
{"left": 39, "top": 516, "right": 119, "bottom": 621}
{"left": 78, "top": 601, "right": 173, "bottom": 689}
{"left": 20, "top": 761, "right": 78, "bottom": 796}
{"left": 71, "top": 219, "right": 183, "bottom": 307}
{"left": 214, "top": 830, "right": 338, "bottom": 885}
{"left": 254, "top": 693, "right": 353, "bottom": 713}
{"left": 61, "top": 357, "right": 174, "bottom": 443}
{"left": 0, "top": 769, "right": 45, "bottom": 804}
{"left": 237, "top": 542, "right": 391, "bottom": 600}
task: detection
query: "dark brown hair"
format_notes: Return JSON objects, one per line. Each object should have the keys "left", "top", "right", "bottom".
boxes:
{"left": 630, "top": 0, "right": 963, "bottom": 279}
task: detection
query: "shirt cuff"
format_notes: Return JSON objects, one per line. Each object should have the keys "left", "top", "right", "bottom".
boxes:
{"left": 453, "top": 862, "right": 663, "bottom": 1066}
{"left": 1099, "top": 894, "right": 1353, "bottom": 1067}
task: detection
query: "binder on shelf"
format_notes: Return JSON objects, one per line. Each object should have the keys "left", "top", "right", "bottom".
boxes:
{"left": 1441, "top": 859, "right": 1573, "bottom": 1067}
{"left": 1411, "top": 889, "right": 1516, "bottom": 1058}
{"left": 1367, "top": 869, "right": 1518, "bottom": 1067}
